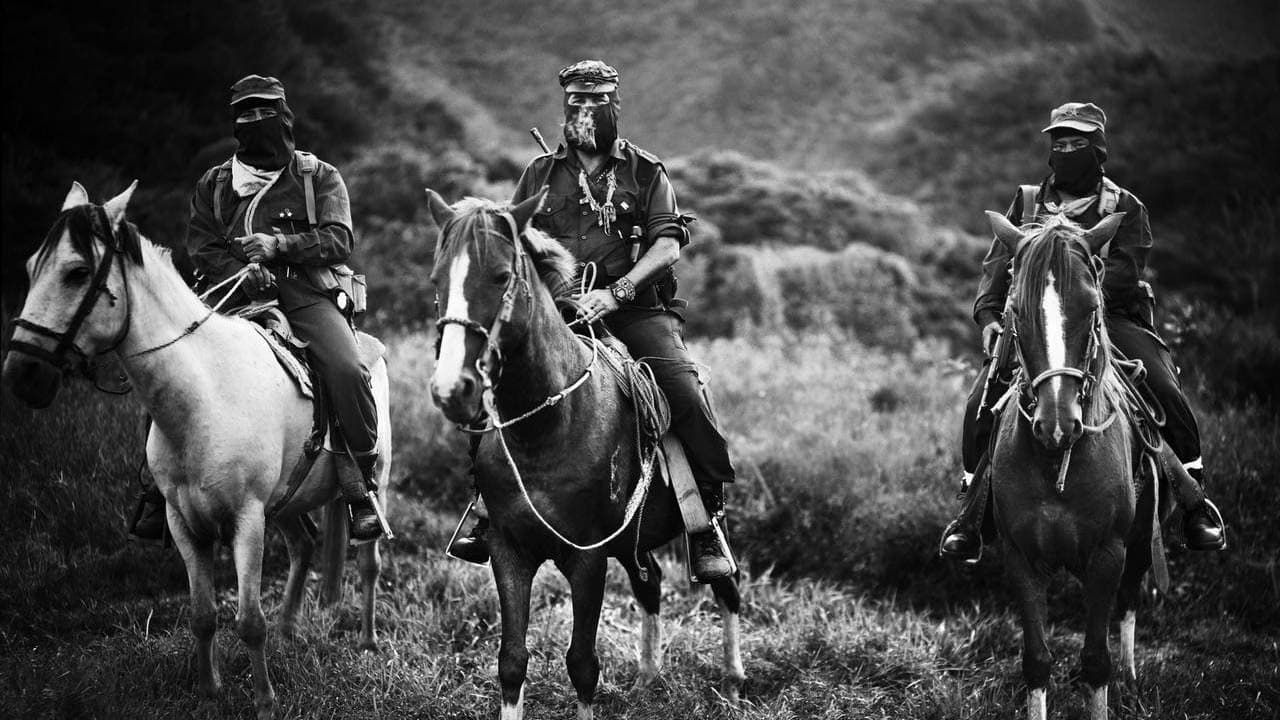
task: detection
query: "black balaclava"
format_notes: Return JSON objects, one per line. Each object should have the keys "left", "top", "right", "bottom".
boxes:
{"left": 1048, "top": 129, "right": 1107, "bottom": 196}
{"left": 563, "top": 91, "right": 620, "bottom": 153}
{"left": 233, "top": 97, "right": 296, "bottom": 170}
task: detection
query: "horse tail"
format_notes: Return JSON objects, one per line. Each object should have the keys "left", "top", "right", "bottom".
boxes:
{"left": 318, "top": 498, "right": 348, "bottom": 607}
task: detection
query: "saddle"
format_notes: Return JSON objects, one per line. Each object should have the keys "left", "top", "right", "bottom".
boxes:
{"left": 235, "top": 301, "right": 386, "bottom": 521}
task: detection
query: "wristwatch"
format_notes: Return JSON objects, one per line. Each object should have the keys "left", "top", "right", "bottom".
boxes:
{"left": 609, "top": 277, "right": 636, "bottom": 303}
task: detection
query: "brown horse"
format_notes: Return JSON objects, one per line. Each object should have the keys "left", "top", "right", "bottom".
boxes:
{"left": 426, "top": 190, "right": 744, "bottom": 720}
{"left": 985, "top": 210, "right": 1180, "bottom": 720}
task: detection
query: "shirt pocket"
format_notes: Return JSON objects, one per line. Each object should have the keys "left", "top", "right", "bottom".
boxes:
{"left": 533, "top": 194, "right": 576, "bottom": 238}
{"left": 611, "top": 190, "right": 642, "bottom": 237}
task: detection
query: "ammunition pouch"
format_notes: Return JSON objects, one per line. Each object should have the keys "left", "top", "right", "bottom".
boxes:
{"left": 303, "top": 264, "right": 367, "bottom": 319}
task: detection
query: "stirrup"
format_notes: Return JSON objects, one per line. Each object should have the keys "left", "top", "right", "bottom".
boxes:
{"left": 684, "top": 516, "right": 737, "bottom": 584}
{"left": 445, "top": 502, "right": 490, "bottom": 565}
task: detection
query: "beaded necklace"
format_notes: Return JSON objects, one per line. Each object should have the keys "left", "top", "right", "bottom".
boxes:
{"left": 577, "top": 165, "right": 617, "bottom": 235}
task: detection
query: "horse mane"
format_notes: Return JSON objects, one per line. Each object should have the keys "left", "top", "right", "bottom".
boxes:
{"left": 1011, "top": 214, "right": 1123, "bottom": 426}
{"left": 438, "top": 197, "right": 577, "bottom": 290}
{"left": 32, "top": 204, "right": 145, "bottom": 276}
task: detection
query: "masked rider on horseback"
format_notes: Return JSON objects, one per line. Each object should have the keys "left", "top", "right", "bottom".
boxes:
{"left": 447, "top": 60, "right": 736, "bottom": 580}
{"left": 130, "top": 74, "right": 387, "bottom": 544}
{"left": 940, "top": 102, "right": 1227, "bottom": 562}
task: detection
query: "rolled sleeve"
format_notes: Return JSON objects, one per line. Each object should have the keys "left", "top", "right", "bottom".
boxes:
{"left": 644, "top": 167, "right": 686, "bottom": 246}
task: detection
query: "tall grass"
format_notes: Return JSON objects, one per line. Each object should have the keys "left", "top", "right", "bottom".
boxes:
{"left": 2, "top": 328, "right": 1276, "bottom": 718}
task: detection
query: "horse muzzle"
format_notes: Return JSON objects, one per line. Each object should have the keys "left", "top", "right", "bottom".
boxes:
{"left": 430, "top": 368, "right": 483, "bottom": 424}
{"left": 1031, "top": 388, "right": 1083, "bottom": 452}
{"left": 2, "top": 351, "right": 64, "bottom": 408}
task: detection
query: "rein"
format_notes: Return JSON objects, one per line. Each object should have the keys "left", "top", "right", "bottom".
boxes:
{"left": 438, "top": 210, "right": 655, "bottom": 551}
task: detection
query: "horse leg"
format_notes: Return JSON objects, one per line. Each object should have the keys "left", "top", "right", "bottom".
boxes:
{"left": 232, "top": 514, "right": 277, "bottom": 720}
{"left": 620, "top": 551, "right": 663, "bottom": 687}
{"left": 561, "top": 552, "right": 608, "bottom": 720}
{"left": 277, "top": 517, "right": 315, "bottom": 640}
{"left": 1081, "top": 541, "right": 1125, "bottom": 719}
{"left": 1007, "top": 549, "right": 1051, "bottom": 720}
{"left": 356, "top": 539, "right": 381, "bottom": 651}
{"left": 491, "top": 541, "right": 535, "bottom": 720}
{"left": 710, "top": 576, "right": 745, "bottom": 706}
{"left": 168, "top": 507, "right": 221, "bottom": 698}
{"left": 1117, "top": 505, "right": 1154, "bottom": 685}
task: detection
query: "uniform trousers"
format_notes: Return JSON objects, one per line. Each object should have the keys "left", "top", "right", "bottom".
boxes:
{"left": 278, "top": 277, "right": 377, "bottom": 455}
{"left": 608, "top": 308, "right": 736, "bottom": 490}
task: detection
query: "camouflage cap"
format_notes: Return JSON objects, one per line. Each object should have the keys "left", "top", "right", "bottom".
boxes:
{"left": 558, "top": 60, "right": 619, "bottom": 93}
{"left": 230, "top": 74, "right": 287, "bottom": 106}
{"left": 1042, "top": 102, "right": 1106, "bottom": 134}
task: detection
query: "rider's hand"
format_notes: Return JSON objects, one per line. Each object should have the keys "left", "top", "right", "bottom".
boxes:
{"left": 238, "top": 232, "right": 280, "bottom": 263}
{"left": 573, "top": 289, "right": 620, "bottom": 324}
{"left": 982, "top": 320, "right": 1003, "bottom": 357}
{"left": 245, "top": 262, "right": 276, "bottom": 296}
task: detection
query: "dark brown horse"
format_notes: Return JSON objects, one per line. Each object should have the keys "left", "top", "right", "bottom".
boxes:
{"left": 985, "top": 210, "right": 1180, "bottom": 720}
{"left": 425, "top": 190, "right": 744, "bottom": 720}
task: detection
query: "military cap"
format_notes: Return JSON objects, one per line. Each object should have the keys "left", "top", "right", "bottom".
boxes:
{"left": 558, "top": 60, "right": 619, "bottom": 93}
{"left": 230, "top": 74, "right": 287, "bottom": 106}
{"left": 1042, "top": 102, "right": 1106, "bottom": 134}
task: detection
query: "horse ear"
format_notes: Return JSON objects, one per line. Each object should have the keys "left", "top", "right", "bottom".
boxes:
{"left": 509, "top": 187, "right": 548, "bottom": 230}
{"left": 102, "top": 180, "right": 138, "bottom": 227}
{"left": 425, "top": 188, "right": 455, "bottom": 227}
{"left": 1082, "top": 212, "right": 1127, "bottom": 254}
{"left": 62, "top": 181, "right": 90, "bottom": 211}
{"left": 985, "top": 210, "right": 1025, "bottom": 254}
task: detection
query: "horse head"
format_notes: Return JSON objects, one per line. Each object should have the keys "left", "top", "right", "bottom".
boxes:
{"left": 426, "top": 187, "right": 575, "bottom": 423}
{"left": 3, "top": 181, "right": 140, "bottom": 407}
{"left": 987, "top": 210, "right": 1124, "bottom": 452}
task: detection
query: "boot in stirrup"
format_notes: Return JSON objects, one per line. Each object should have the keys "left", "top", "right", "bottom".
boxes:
{"left": 447, "top": 501, "right": 491, "bottom": 564}
{"left": 1182, "top": 465, "right": 1227, "bottom": 551}
{"left": 346, "top": 453, "right": 387, "bottom": 545}
{"left": 128, "top": 482, "right": 167, "bottom": 543}
{"left": 689, "top": 484, "right": 734, "bottom": 581}
{"left": 939, "top": 471, "right": 986, "bottom": 564}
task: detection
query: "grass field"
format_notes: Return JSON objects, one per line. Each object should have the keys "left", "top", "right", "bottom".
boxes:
{"left": 1, "top": 330, "right": 1277, "bottom": 719}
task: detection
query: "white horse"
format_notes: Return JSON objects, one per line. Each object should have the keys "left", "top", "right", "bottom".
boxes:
{"left": 2, "top": 182, "right": 392, "bottom": 720}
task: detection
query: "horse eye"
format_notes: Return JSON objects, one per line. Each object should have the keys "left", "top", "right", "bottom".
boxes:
{"left": 494, "top": 270, "right": 512, "bottom": 285}
{"left": 64, "top": 266, "right": 91, "bottom": 284}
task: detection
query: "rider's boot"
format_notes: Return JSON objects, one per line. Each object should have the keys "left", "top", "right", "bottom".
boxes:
{"left": 939, "top": 459, "right": 990, "bottom": 564}
{"left": 128, "top": 482, "right": 167, "bottom": 542}
{"left": 447, "top": 496, "right": 491, "bottom": 564}
{"left": 1179, "top": 462, "right": 1227, "bottom": 551}
{"left": 689, "top": 482, "right": 734, "bottom": 581}
{"left": 344, "top": 452, "right": 385, "bottom": 544}
{"left": 447, "top": 432, "right": 491, "bottom": 564}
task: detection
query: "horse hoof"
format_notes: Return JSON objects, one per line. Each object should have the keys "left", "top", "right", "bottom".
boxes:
{"left": 721, "top": 680, "right": 741, "bottom": 707}
{"left": 358, "top": 639, "right": 380, "bottom": 653}
{"left": 198, "top": 680, "right": 222, "bottom": 699}
{"left": 256, "top": 704, "right": 277, "bottom": 720}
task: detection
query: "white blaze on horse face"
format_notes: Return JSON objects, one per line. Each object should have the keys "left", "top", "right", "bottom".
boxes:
{"left": 1042, "top": 271, "right": 1069, "bottom": 443}
{"left": 434, "top": 252, "right": 472, "bottom": 398}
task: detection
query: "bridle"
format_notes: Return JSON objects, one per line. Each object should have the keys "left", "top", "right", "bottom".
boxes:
{"left": 10, "top": 205, "right": 215, "bottom": 390}
{"left": 434, "top": 210, "right": 534, "bottom": 395}
{"left": 11, "top": 206, "right": 133, "bottom": 380}
{"left": 1004, "top": 237, "right": 1117, "bottom": 492}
